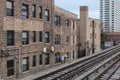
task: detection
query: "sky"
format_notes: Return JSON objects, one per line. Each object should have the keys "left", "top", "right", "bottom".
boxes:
{"left": 55, "top": 0, "right": 100, "bottom": 19}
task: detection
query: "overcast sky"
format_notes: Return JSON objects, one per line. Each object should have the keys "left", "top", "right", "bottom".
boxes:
{"left": 55, "top": 0, "right": 100, "bottom": 19}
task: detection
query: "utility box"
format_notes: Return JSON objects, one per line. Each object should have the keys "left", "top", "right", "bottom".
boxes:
{"left": 104, "top": 41, "right": 113, "bottom": 49}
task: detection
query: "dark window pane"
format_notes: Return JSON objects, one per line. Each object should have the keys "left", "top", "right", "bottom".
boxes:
{"left": 7, "top": 69, "right": 14, "bottom": 76}
{"left": 66, "top": 19, "right": 70, "bottom": 26}
{"left": 39, "top": 31, "right": 42, "bottom": 42}
{"left": 39, "top": 54, "right": 42, "bottom": 65}
{"left": 55, "top": 53, "right": 61, "bottom": 63}
{"left": 32, "top": 56, "right": 36, "bottom": 67}
{"left": 33, "top": 31, "right": 36, "bottom": 42}
{"left": 45, "top": 32, "right": 50, "bottom": 43}
{"left": 7, "top": 31, "right": 14, "bottom": 46}
{"left": 45, "top": 54, "right": 50, "bottom": 65}
{"left": 39, "top": 6, "right": 42, "bottom": 18}
{"left": 7, "top": 60, "right": 14, "bottom": 76}
{"left": 73, "top": 21, "right": 75, "bottom": 30}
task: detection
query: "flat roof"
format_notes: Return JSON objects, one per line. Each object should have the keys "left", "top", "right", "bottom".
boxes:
{"left": 105, "top": 32, "right": 120, "bottom": 36}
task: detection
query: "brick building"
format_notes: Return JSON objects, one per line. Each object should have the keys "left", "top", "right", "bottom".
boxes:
{"left": 0, "top": 0, "right": 101, "bottom": 80}
{"left": 78, "top": 6, "right": 101, "bottom": 57}
{"left": 105, "top": 32, "right": 120, "bottom": 41}
{"left": 0, "top": 0, "right": 78, "bottom": 80}
{"left": 54, "top": 6, "right": 78, "bottom": 62}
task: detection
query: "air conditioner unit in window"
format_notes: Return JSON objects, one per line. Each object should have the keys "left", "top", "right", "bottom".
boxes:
{"left": 43, "top": 47, "right": 47, "bottom": 53}
{"left": 51, "top": 46, "right": 54, "bottom": 52}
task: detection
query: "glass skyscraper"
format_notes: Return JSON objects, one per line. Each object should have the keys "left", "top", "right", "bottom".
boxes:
{"left": 100, "top": 0, "right": 120, "bottom": 32}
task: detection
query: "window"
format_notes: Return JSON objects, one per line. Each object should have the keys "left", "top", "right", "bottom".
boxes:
{"left": 66, "top": 19, "right": 70, "bottom": 26}
{"left": 45, "top": 54, "right": 50, "bottom": 65}
{"left": 39, "top": 6, "right": 42, "bottom": 18}
{"left": 73, "top": 21, "right": 75, "bottom": 30}
{"left": 66, "top": 52, "right": 69, "bottom": 58}
{"left": 7, "top": 31, "right": 14, "bottom": 46}
{"left": 66, "top": 36, "right": 69, "bottom": 42}
{"left": 73, "top": 51, "right": 75, "bottom": 59}
{"left": 39, "top": 31, "right": 42, "bottom": 42}
{"left": 32, "top": 56, "right": 36, "bottom": 67}
{"left": 7, "top": 60, "right": 14, "bottom": 76}
{"left": 55, "top": 53, "right": 61, "bottom": 63}
{"left": 22, "top": 57, "right": 29, "bottom": 72}
{"left": 22, "top": 4, "right": 29, "bottom": 19}
{"left": 55, "top": 34, "right": 60, "bottom": 45}
{"left": 73, "top": 36, "right": 75, "bottom": 45}
{"left": 32, "top": 5, "right": 36, "bottom": 18}
{"left": 55, "top": 15, "right": 61, "bottom": 27}
{"left": 22, "top": 31, "right": 29, "bottom": 45}
{"left": 45, "top": 32, "right": 50, "bottom": 43}
{"left": 45, "top": 9, "right": 49, "bottom": 21}
{"left": 6, "top": 0, "right": 14, "bottom": 16}
{"left": 39, "top": 54, "right": 42, "bottom": 65}
{"left": 33, "top": 31, "right": 36, "bottom": 42}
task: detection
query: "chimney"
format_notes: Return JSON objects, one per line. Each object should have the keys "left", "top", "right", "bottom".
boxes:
{"left": 79, "top": 6, "right": 89, "bottom": 48}
{"left": 80, "top": 6, "right": 88, "bottom": 22}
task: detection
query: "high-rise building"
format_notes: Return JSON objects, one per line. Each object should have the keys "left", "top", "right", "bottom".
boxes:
{"left": 100, "top": 0, "right": 120, "bottom": 32}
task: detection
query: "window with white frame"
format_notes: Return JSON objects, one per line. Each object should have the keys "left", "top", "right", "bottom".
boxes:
{"left": 55, "top": 52, "right": 61, "bottom": 63}
{"left": 22, "top": 57, "right": 29, "bottom": 72}
{"left": 55, "top": 15, "right": 61, "bottom": 27}
{"left": 22, "top": 4, "right": 29, "bottom": 19}
{"left": 55, "top": 34, "right": 60, "bottom": 45}
{"left": 6, "top": 0, "right": 14, "bottom": 16}
{"left": 45, "top": 9, "right": 49, "bottom": 21}
{"left": 45, "top": 32, "right": 50, "bottom": 43}
{"left": 22, "top": 31, "right": 29, "bottom": 45}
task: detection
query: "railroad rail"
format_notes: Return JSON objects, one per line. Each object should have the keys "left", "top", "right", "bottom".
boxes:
{"left": 34, "top": 45, "right": 120, "bottom": 80}
{"left": 75, "top": 51, "right": 120, "bottom": 80}
{"left": 96, "top": 59, "right": 120, "bottom": 80}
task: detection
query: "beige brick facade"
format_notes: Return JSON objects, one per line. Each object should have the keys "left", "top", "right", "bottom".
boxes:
{"left": 54, "top": 6, "right": 78, "bottom": 61}
{"left": 78, "top": 6, "right": 101, "bottom": 57}
{"left": 0, "top": 0, "right": 78, "bottom": 80}
{"left": 0, "top": 0, "right": 55, "bottom": 80}
{"left": 0, "top": 1, "right": 101, "bottom": 80}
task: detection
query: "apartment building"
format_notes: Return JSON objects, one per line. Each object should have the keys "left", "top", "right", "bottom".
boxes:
{"left": 100, "top": 0, "right": 120, "bottom": 32}
{"left": 0, "top": 0, "right": 79, "bottom": 79}
{"left": 54, "top": 6, "right": 78, "bottom": 62}
{"left": 0, "top": 0, "right": 55, "bottom": 79}
{"left": 78, "top": 6, "right": 101, "bottom": 57}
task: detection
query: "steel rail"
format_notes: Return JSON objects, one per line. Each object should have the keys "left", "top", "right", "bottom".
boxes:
{"left": 56, "top": 47, "right": 120, "bottom": 80}
{"left": 96, "top": 59, "right": 120, "bottom": 80}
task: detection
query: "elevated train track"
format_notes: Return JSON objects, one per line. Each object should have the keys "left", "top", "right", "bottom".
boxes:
{"left": 33, "top": 45, "right": 120, "bottom": 80}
